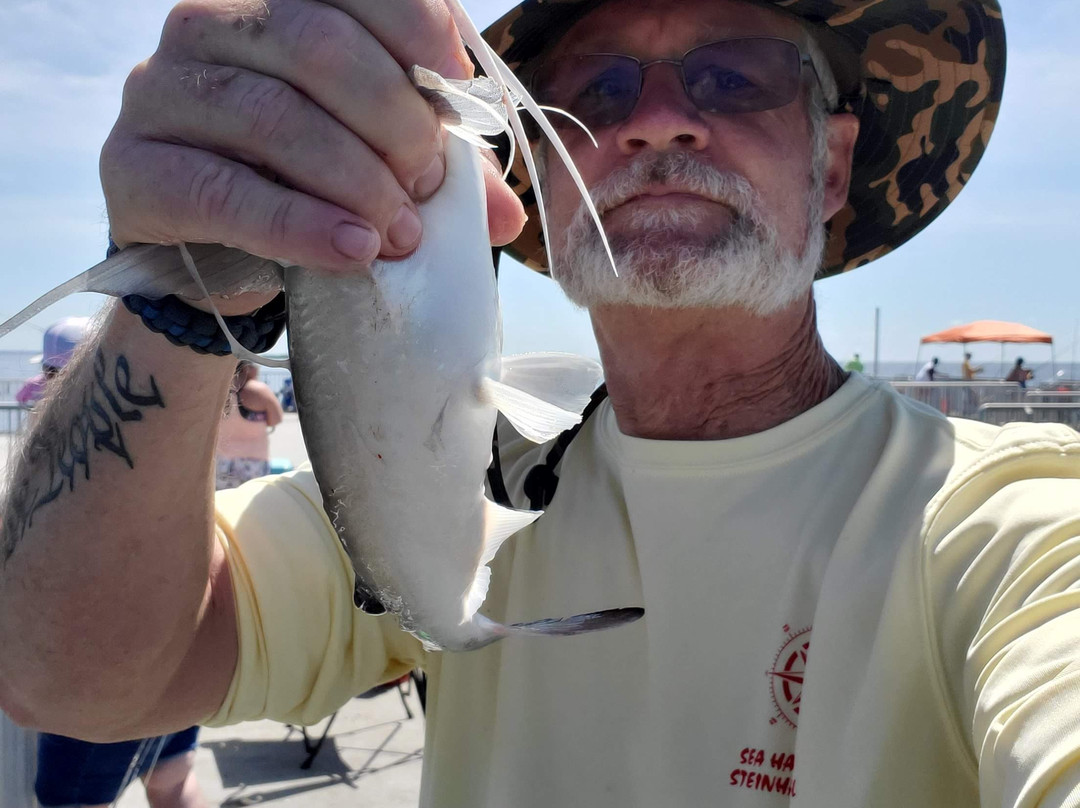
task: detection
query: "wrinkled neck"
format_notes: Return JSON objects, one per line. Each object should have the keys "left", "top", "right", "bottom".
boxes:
{"left": 591, "top": 293, "right": 846, "bottom": 440}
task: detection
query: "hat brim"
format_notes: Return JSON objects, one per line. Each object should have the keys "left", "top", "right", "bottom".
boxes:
{"left": 481, "top": 0, "right": 1006, "bottom": 279}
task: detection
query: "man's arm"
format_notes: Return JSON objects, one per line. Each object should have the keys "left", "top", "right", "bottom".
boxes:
{"left": 925, "top": 423, "right": 1080, "bottom": 806}
{"left": 0, "top": 0, "right": 526, "bottom": 741}
{"left": 0, "top": 304, "right": 239, "bottom": 740}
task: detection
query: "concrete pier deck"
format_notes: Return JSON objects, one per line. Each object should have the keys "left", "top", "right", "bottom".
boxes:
{"left": 118, "top": 685, "right": 425, "bottom": 808}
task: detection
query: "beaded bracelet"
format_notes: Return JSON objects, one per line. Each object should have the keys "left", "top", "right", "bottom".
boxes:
{"left": 122, "top": 292, "right": 287, "bottom": 356}
{"left": 110, "top": 238, "right": 287, "bottom": 356}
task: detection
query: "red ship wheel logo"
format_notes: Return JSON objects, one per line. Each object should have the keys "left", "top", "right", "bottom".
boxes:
{"left": 767, "top": 626, "right": 811, "bottom": 729}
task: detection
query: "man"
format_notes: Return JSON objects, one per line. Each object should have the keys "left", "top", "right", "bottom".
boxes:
{"left": 1006, "top": 356, "right": 1034, "bottom": 388}
{"left": 14, "top": 318, "right": 89, "bottom": 407}
{"left": 915, "top": 356, "right": 939, "bottom": 381}
{"left": 844, "top": 353, "right": 863, "bottom": 373}
{"left": 962, "top": 352, "right": 983, "bottom": 380}
{"left": 4, "top": 1, "right": 1078, "bottom": 807}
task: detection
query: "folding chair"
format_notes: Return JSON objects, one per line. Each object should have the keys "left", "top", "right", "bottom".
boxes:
{"left": 294, "top": 670, "right": 426, "bottom": 769}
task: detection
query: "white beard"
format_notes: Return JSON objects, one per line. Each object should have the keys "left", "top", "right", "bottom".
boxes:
{"left": 550, "top": 150, "right": 826, "bottom": 315}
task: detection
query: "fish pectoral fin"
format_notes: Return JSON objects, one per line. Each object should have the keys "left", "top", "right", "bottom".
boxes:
{"left": 499, "top": 353, "right": 604, "bottom": 415}
{"left": 464, "top": 499, "right": 542, "bottom": 618}
{"left": 479, "top": 377, "right": 584, "bottom": 443}
{"left": 480, "top": 354, "right": 602, "bottom": 443}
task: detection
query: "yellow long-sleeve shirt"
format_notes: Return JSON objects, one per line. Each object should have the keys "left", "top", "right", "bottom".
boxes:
{"left": 209, "top": 373, "right": 1080, "bottom": 807}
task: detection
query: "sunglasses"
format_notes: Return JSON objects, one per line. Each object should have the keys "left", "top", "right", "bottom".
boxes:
{"left": 531, "top": 37, "right": 821, "bottom": 130}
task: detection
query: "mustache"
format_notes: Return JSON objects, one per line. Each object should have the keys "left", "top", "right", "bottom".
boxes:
{"left": 588, "top": 152, "right": 761, "bottom": 223}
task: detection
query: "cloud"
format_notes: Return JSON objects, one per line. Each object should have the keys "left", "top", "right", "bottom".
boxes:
{"left": 0, "top": 62, "right": 122, "bottom": 158}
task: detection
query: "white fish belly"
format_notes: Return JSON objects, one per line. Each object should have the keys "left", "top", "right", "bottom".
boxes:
{"left": 286, "top": 138, "right": 502, "bottom": 641}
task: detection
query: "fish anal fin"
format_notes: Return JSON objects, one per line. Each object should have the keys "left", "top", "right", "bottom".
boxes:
{"left": 464, "top": 500, "right": 541, "bottom": 618}
{"left": 509, "top": 607, "right": 644, "bottom": 637}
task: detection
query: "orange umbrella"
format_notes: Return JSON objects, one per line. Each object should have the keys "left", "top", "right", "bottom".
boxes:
{"left": 921, "top": 320, "right": 1053, "bottom": 345}
{"left": 917, "top": 320, "right": 1055, "bottom": 379}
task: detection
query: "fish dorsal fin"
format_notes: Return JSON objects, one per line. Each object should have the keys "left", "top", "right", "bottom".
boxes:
{"left": 500, "top": 353, "right": 604, "bottom": 415}
{"left": 464, "top": 500, "right": 541, "bottom": 618}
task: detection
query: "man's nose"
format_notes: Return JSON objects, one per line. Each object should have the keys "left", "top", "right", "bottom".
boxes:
{"left": 615, "top": 64, "right": 711, "bottom": 154}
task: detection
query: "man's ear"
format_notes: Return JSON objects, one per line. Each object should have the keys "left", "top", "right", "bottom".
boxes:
{"left": 821, "top": 112, "right": 860, "bottom": 223}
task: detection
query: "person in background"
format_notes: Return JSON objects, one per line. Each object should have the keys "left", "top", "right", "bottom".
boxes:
{"left": 1005, "top": 357, "right": 1034, "bottom": 389}
{"left": 961, "top": 352, "right": 983, "bottom": 381}
{"left": 215, "top": 360, "right": 285, "bottom": 489}
{"left": 915, "top": 356, "right": 939, "bottom": 381}
{"left": 15, "top": 318, "right": 89, "bottom": 408}
{"left": 844, "top": 353, "right": 863, "bottom": 373}
{"left": 35, "top": 731, "right": 207, "bottom": 808}
{"left": 279, "top": 376, "right": 297, "bottom": 412}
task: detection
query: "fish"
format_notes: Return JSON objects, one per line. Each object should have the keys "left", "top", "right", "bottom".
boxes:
{"left": 283, "top": 10, "right": 640, "bottom": 648}
{"left": 288, "top": 131, "right": 641, "bottom": 650}
{"left": 0, "top": 4, "right": 643, "bottom": 651}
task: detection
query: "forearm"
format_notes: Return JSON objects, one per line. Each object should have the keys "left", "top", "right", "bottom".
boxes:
{"left": 0, "top": 301, "right": 235, "bottom": 734}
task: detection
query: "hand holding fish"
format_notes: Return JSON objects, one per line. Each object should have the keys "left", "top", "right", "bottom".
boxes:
{"left": 99, "top": 0, "right": 526, "bottom": 295}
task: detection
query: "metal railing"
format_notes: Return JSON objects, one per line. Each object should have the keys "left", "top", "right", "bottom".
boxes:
{"left": 0, "top": 404, "right": 30, "bottom": 436}
{"left": 260, "top": 367, "right": 292, "bottom": 398}
{"left": 0, "top": 405, "right": 28, "bottom": 473}
{"left": 887, "top": 381, "right": 1024, "bottom": 418}
{"left": 1026, "top": 390, "right": 1080, "bottom": 403}
{"left": 976, "top": 402, "right": 1080, "bottom": 427}
{"left": 0, "top": 380, "right": 26, "bottom": 402}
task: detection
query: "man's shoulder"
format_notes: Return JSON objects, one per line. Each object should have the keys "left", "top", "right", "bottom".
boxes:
{"left": 947, "top": 417, "right": 1079, "bottom": 460}
{"left": 926, "top": 417, "right": 1080, "bottom": 527}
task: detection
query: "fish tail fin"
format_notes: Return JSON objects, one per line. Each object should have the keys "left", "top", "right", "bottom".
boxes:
{"left": 464, "top": 499, "right": 542, "bottom": 618}
{"left": 476, "top": 608, "right": 644, "bottom": 641}
{"left": 479, "top": 353, "right": 604, "bottom": 443}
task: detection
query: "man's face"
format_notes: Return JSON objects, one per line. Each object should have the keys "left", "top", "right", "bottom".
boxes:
{"left": 538, "top": 0, "right": 856, "bottom": 313}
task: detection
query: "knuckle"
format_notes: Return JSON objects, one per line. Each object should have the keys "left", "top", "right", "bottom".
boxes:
{"left": 120, "top": 59, "right": 153, "bottom": 105}
{"left": 187, "top": 161, "right": 246, "bottom": 225}
{"left": 287, "top": 5, "right": 356, "bottom": 77}
{"left": 160, "top": 0, "right": 217, "bottom": 48}
{"left": 236, "top": 78, "right": 296, "bottom": 144}
{"left": 265, "top": 196, "right": 298, "bottom": 245}
{"left": 99, "top": 134, "right": 134, "bottom": 183}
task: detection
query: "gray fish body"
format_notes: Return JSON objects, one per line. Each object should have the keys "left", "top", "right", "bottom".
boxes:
{"left": 0, "top": 70, "right": 643, "bottom": 650}
{"left": 287, "top": 137, "right": 506, "bottom": 649}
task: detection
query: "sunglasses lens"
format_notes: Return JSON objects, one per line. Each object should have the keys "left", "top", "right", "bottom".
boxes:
{"left": 683, "top": 38, "right": 802, "bottom": 114}
{"left": 533, "top": 55, "right": 640, "bottom": 129}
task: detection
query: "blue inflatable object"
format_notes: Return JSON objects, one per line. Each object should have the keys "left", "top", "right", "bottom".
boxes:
{"left": 270, "top": 458, "right": 294, "bottom": 475}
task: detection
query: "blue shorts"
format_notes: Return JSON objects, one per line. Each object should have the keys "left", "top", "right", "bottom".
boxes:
{"left": 35, "top": 727, "right": 199, "bottom": 806}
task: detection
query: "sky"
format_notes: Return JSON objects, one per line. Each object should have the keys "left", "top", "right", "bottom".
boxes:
{"left": 0, "top": 0, "right": 1076, "bottom": 374}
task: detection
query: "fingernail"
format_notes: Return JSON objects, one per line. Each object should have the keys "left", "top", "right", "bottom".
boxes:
{"left": 387, "top": 205, "right": 422, "bottom": 252}
{"left": 413, "top": 153, "right": 446, "bottom": 200}
{"left": 332, "top": 222, "right": 380, "bottom": 262}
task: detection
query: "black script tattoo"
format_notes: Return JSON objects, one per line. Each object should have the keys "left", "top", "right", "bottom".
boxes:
{"left": 1, "top": 349, "right": 166, "bottom": 561}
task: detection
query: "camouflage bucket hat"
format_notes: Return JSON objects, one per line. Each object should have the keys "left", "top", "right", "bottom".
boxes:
{"left": 481, "top": 0, "right": 1006, "bottom": 278}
